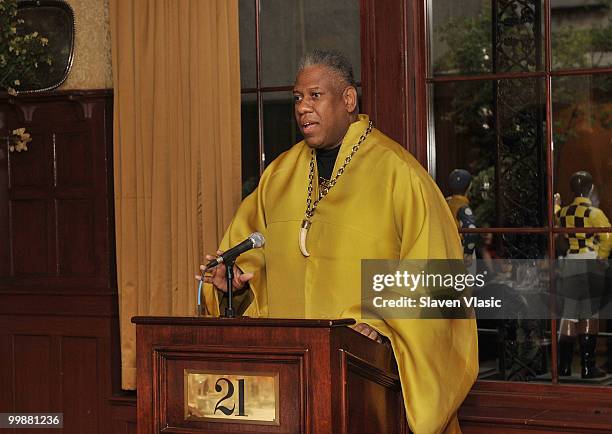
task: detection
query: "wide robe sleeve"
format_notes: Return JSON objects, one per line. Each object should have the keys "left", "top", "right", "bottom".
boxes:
{"left": 202, "top": 173, "right": 269, "bottom": 317}
{"left": 344, "top": 160, "right": 479, "bottom": 434}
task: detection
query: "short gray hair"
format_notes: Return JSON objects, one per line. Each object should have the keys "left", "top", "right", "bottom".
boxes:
{"left": 297, "top": 49, "right": 357, "bottom": 89}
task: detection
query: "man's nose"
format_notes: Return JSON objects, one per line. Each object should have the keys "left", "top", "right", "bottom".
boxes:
{"left": 296, "top": 99, "right": 313, "bottom": 114}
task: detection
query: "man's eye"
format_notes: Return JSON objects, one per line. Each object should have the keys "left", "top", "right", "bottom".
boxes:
{"left": 293, "top": 95, "right": 302, "bottom": 102}
{"left": 312, "top": 92, "right": 321, "bottom": 98}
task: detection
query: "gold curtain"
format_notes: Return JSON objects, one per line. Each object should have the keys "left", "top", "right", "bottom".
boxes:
{"left": 110, "top": 0, "right": 242, "bottom": 390}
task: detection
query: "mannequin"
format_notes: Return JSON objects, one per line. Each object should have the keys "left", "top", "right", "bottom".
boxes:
{"left": 446, "top": 169, "right": 478, "bottom": 266}
{"left": 557, "top": 171, "right": 611, "bottom": 379}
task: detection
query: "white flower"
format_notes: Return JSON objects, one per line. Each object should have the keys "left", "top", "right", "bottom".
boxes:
{"left": 10, "top": 128, "right": 32, "bottom": 152}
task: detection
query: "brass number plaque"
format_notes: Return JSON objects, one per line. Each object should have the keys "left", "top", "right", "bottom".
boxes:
{"left": 184, "top": 370, "right": 279, "bottom": 425}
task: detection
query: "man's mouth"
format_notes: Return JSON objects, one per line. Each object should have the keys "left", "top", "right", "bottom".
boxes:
{"left": 301, "top": 121, "right": 318, "bottom": 134}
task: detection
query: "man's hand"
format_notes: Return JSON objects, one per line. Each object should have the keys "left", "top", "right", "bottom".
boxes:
{"left": 353, "top": 323, "right": 383, "bottom": 343}
{"left": 464, "top": 253, "right": 474, "bottom": 267}
{"left": 196, "top": 250, "right": 254, "bottom": 293}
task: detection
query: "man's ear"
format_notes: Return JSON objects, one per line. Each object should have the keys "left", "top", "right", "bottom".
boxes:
{"left": 343, "top": 86, "right": 358, "bottom": 113}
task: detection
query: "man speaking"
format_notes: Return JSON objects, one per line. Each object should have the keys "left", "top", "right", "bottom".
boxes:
{"left": 198, "top": 50, "right": 478, "bottom": 433}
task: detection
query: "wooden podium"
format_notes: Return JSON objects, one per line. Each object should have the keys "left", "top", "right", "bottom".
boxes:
{"left": 132, "top": 316, "right": 409, "bottom": 434}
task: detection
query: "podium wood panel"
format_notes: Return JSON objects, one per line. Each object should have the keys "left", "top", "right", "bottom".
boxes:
{"left": 133, "top": 316, "right": 409, "bottom": 434}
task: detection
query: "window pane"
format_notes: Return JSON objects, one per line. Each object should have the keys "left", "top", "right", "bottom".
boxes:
{"left": 553, "top": 236, "right": 612, "bottom": 384}
{"left": 553, "top": 74, "right": 612, "bottom": 221}
{"left": 241, "top": 93, "right": 260, "bottom": 197}
{"left": 476, "top": 233, "right": 551, "bottom": 381}
{"left": 433, "top": 78, "right": 547, "bottom": 228}
{"left": 262, "top": 91, "right": 303, "bottom": 167}
{"left": 430, "top": 0, "right": 543, "bottom": 76}
{"left": 552, "top": 0, "right": 612, "bottom": 70}
{"left": 553, "top": 74, "right": 612, "bottom": 384}
{"left": 239, "top": 0, "right": 257, "bottom": 89}
{"left": 260, "top": 0, "right": 361, "bottom": 87}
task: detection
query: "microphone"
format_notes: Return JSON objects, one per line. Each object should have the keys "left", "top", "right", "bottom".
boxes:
{"left": 204, "top": 232, "right": 265, "bottom": 270}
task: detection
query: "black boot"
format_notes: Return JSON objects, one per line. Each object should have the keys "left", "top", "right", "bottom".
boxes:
{"left": 558, "top": 337, "right": 574, "bottom": 376}
{"left": 580, "top": 334, "right": 606, "bottom": 379}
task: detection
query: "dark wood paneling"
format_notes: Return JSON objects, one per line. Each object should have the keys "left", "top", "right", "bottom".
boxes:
{"left": 14, "top": 335, "right": 54, "bottom": 413}
{"left": 1, "top": 89, "right": 115, "bottom": 290}
{"left": 344, "top": 351, "right": 405, "bottom": 434}
{"left": 134, "top": 317, "right": 406, "bottom": 434}
{"left": 0, "top": 333, "right": 13, "bottom": 412}
{"left": 62, "top": 337, "right": 99, "bottom": 434}
{"left": 360, "top": 0, "right": 377, "bottom": 124}
{"left": 56, "top": 199, "right": 96, "bottom": 276}
{"left": 0, "top": 112, "right": 8, "bottom": 277}
{"left": 0, "top": 89, "right": 118, "bottom": 434}
{"left": 0, "top": 312, "right": 116, "bottom": 434}
{"left": 160, "top": 348, "right": 306, "bottom": 433}
{"left": 7, "top": 129, "right": 48, "bottom": 189}
{"left": 54, "top": 129, "right": 94, "bottom": 189}
{"left": 111, "top": 396, "right": 137, "bottom": 434}
{"left": 9, "top": 200, "right": 50, "bottom": 275}
{"left": 0, "top": 314, "right": 114, "bottom": 341}
{"left": 329, "top": 325, "right": 405, "bottom": 434}
{"left": 360, "top": 0, "right": 409, "bottom": 149}
{"left": 461, "top": 408, "right": 612, "bottom": 434}
{"left": 409, "top": 0, "right": 429, "bottom": 163}
{"left": 0, "top": 293, "right": 117, "bottom": 317}
{"left": 459, "top": 381, "right": 612, "bottom": 433}
{"left": 465, "top": 381, "right": 612, "bottom": 412}
{"left": 462, "top": 424, "right": 589, "bottom": 434}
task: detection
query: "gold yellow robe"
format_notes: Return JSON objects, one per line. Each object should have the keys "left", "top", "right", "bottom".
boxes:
{"left": 205, "top": 114, "right": 478, "bottom": 433}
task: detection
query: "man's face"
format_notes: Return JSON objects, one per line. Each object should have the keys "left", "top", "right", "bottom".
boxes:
{"left": 293, "top": 65, "right": 356, "bottom": 150}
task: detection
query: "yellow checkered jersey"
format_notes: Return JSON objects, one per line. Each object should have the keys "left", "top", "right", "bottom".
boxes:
{"left": 446, "top": 195, "right": 469, "bottom": 229}
{"left": 445, "top": 194, "right": 478, "bottom": 255}
{"left": 558, "top": 197, "right": 612, "bottom": 259}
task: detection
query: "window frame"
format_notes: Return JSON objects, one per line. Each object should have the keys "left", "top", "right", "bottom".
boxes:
{"left": 420, "top": 0, "right": 612, "bottom": 390}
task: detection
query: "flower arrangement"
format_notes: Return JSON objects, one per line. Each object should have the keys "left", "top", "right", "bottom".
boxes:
{"left": 8, "top": 127, "right": 32, "bottom": 152}
{"left": 0, "top": 0, "right": 52, "bottom": 94}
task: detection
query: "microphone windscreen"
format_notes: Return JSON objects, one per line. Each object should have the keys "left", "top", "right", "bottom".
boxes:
{"left": 250, "top": 232, "right": 265, "bottom": 248}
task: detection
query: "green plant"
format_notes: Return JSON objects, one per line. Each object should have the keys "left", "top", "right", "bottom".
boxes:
{"left": 0, "top": 0, "right": 52, "bottom": 94}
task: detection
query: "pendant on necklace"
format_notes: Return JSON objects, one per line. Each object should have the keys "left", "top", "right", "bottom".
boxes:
{"left": 299, "top": 219, "right": 311, "bottom": 257}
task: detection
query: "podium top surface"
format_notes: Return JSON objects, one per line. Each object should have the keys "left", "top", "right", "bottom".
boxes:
{"left": 131, "top": 316, "right": 356, "bottom": 328}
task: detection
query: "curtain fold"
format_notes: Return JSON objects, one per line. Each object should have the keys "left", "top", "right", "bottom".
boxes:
{"left": 110, "top": 0, "right": 241, "bottom": 390}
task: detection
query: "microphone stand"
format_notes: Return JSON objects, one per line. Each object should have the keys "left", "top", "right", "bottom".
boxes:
{"left": 224, "top": 257, "right": 236, "bottom": 318}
